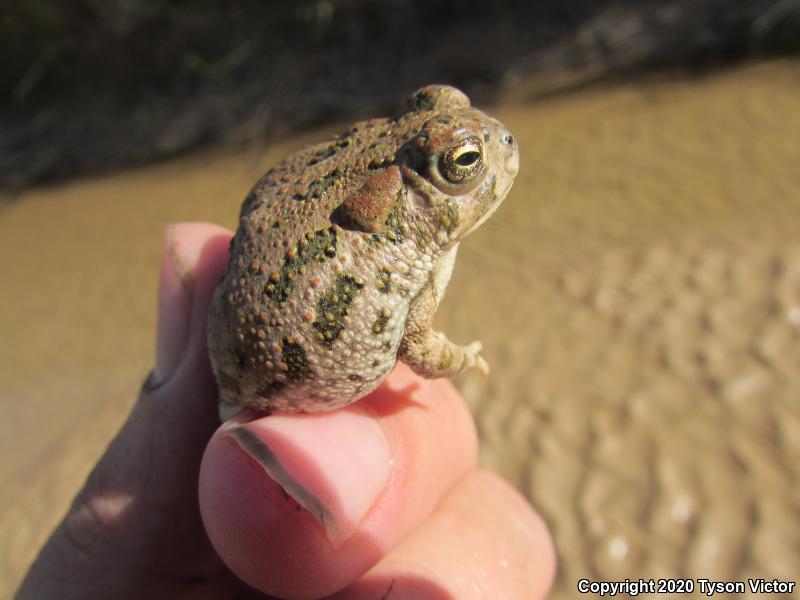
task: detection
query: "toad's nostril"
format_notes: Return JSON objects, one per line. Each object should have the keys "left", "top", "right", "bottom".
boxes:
{"left": 502, "top": 135, "right": 515, "bottom": 146}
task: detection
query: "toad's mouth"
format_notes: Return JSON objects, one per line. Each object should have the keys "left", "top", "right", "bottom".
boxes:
{"left": 462, "top": 173, "right": 515, "bottom": 237}
{"left": 506, "top": 146, "right": 520, "bottom": 178}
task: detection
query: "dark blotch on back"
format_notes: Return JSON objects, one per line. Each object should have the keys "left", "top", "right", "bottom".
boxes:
{"left": 294, "top": 167, "right": 348, "bottom": 201}
{"left": 376, "top": 269, "right": 392, "bottom": 294}
{"left": 372, "top": 309, "right": 390, "bottom": 335}
{"left": 312, "top": 274, "right": 365, "bottom": 347}
{"left": 265, "top": 227, "right": 337, "bottom": 304}
{"left": 411, "top": 92, "right": 437, "bottom": 112}
{"left": 306, "top": 145, "right": 336, "bottom": 166}
{"left": 383, "top": 204, "right": 405, "bottom": 243}
{"left": 282, "top": 338, "right": 312, "bottom": 382}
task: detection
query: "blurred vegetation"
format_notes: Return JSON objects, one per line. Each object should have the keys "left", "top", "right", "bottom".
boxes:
{"left": 2, "top": 0, "right": 799, "bottom": 188}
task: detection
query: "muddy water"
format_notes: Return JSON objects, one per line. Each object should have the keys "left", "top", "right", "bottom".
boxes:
{"left": 2, "top": 60, "right": 799, "bottom": 597}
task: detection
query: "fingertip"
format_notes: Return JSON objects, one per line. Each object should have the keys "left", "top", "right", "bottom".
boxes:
{"left": 167, "top": 222, "right": 232, "bottom": 272}
{"left": 199, "top": 419, "right": 385, "bottom": 598}
{"left": 476, "top": 470, "right": 557, "bottom": 589}
{"left": 198, "top": 367, "right": 480, "bottom": 598}
{"left": 224, "top": 408, "right": 393, "bottom": 547}
{"left": 153, "top": 224, "right": 192, "bottom": 383}
{"left": 152, "top": 222, "right": 232, "bottom": 386}
{"left": 169, "top": 221, "right": 232, "bottom": 324}
{"left": 343, "top": 469, "right": 556, "bottom": 600}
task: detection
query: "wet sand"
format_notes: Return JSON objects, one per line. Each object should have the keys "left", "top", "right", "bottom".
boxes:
{"left": 2, "top": 60, "right": 799, "bottom": 597}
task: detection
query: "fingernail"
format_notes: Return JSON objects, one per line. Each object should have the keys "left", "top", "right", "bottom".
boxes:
{"left": 153, "top": 223, "right": 199, "bottom": 385}
{"left": 225, "top": 408, "right": 392, "bottom": 546}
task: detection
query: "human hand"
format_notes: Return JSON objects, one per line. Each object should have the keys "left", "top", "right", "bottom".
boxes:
{"left": 18, "top": 222, "right": 555, "bottom": 599}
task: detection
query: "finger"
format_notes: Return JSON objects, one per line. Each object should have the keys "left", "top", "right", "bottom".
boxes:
{"left": 92, "top": 222, "right": 233, "bottom": 563}
{"left": 337, "top": 469, "right": 556, "bottom": 600}
{"left": 146, "top": 222, "right": 232, "bottom": 422}
{"left": 153, "top": 223, "right": 193, "bottom": 384}
{"left": 85, "top": 222, "right": 234, "bottom": 579}
{"left": 17, "top": 222, "right": 237, "bottom": 598}
{"left": 199, "top": 364, "right": 479, "bottom": 599}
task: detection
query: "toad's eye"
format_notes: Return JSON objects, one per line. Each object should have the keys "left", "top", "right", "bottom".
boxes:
{"left": 438, "top": 137, "right": 483, "bottom": 183}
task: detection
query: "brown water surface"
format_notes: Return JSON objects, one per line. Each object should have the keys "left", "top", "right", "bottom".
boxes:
{"left": 1, "top": 60, "right": 799, "bottom": 598}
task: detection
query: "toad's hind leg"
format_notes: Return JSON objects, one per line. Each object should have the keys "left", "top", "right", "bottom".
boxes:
{"left": 398, "top": 245, "right": 489, "bottom": 378}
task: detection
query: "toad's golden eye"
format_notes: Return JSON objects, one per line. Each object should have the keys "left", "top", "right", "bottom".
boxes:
{"left": 438, "top": 137, "right": 483, "bottom": 183}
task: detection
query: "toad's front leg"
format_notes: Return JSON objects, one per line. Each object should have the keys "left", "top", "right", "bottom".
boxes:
{"left": 397, "top": 246, "right": 489, "bottom": 378}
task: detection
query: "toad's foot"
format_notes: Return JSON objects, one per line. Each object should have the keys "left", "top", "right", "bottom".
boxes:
{"left": 400, "top": 332, "right": 489, "bottom": 379}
